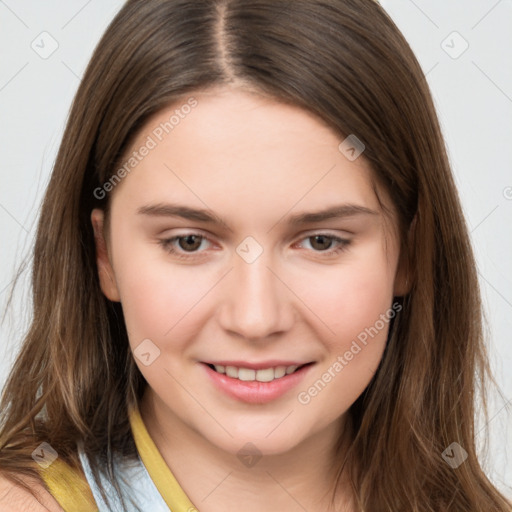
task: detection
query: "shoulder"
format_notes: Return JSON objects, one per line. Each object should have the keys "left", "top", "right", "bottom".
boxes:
{"left": 0, "top": 453, "right": 98, "bottom": 512}
{"left": 0, "top": 472, "right": 65, "bottom": 511}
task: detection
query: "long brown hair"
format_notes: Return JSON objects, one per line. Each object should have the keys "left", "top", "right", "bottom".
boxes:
{"left": 1, "top": 0, "right": 510, "bottom": 510}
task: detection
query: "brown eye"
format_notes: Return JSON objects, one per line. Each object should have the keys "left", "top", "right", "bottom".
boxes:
{"left": 297, "top": 233, "right": 351, "bottom": 257}
{"left": 309, "top": 235, "right": 334, "bottom": 251}
{"left": 158, "top": 232, "right": 214, "bottom": 259}
{"left": 178, "top": 235, "right": 203, "bottom": 251}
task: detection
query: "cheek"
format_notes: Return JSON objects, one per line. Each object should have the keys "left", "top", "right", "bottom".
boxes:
{"left": 295, "top": 241, "right": 396, "bottom": 345}
{"left": 117, "top": 266, "right": 213, "bottom": 348}
{"left": 110, "top": 228, "right": 212, "bottom": 350}
{"left": 293, "top": 242, "right": 396, "bottom": 412}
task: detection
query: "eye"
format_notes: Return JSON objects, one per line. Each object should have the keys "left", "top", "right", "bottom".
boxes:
{"left": 158, "top": 232, "right": 351, "bottom": 260}
{"left": 297, "top": 234, "right": 351, "bottom": 256}
{"left": 158, "top": 233, "right": 213, "bottom": 259}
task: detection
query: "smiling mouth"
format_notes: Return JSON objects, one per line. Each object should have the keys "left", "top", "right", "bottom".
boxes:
{"left": 205, "top": 363, "right": 313, "bottom": 383}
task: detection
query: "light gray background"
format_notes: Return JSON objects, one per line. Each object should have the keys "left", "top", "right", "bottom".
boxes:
{"left": 0, "top": 0, "right": 511, "bottom": 497}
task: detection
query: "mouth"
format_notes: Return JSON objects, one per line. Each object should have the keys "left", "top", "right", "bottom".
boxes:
{"left": 204, "top": 363, "right": 312, "bottom": 383}
{"left": 201, "top": 361, "right": 315, "bottom": 404}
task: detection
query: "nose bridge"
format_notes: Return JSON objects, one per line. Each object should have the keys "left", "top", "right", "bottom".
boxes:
{"left": 219, "top": 243, "right": 292, "bottom": 340}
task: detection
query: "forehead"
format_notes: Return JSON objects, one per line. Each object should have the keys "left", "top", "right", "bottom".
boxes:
{"left": 109, "top": 88, "right": 386, "bottom": 224}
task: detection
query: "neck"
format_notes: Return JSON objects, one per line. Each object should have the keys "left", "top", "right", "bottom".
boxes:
{"left": 139, "top": 389, "right": 356, "bottom": 512}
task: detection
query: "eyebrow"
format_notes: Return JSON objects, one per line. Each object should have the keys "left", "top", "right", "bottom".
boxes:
{"left": 137, "top": 202, "right": 378, "bottom": 228}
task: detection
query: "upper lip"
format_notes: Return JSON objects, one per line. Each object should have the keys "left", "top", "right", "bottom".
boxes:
{"left": 203, "top": 360, "right": 313, "bottom": 370}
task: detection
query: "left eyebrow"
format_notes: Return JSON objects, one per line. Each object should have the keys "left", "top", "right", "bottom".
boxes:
{"left": 284, "top": 204, "right": 378, "bottom": 225}
{"left": 136, "top": 202, "right": 378, "bottom": 229}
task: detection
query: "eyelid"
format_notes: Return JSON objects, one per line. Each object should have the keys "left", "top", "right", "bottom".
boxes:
{"left": 293, "top": 232, "right": 351, "bottom": 252}
{"left": 158, "top": 231, "right": 216, "bottom": 257}
{"left": 159, "top": 227, "right": 352, "bottom": 242}
{"left": 297, "top": 227, "right": 354, "bottom": 238}
{"left": 158, "top": 230, "right": 352, "bottom": 259}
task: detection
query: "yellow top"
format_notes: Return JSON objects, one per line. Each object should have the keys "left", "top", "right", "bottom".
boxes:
{"left": 37, "top": 405, "right": 197, "bottom": 511}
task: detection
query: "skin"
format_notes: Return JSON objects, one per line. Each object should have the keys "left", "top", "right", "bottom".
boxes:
{"left": 0, "top": 475, "right": 64, "bottom": 511}
{"left": 91, "top": 86, "right": 406, "bottom": 511}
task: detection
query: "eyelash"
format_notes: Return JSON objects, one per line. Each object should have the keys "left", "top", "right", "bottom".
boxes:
{"left": 158, "top": 233, "right": 351, "bottom": 260}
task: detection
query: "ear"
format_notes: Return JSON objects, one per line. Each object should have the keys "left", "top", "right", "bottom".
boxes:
{"left": 393, "top": 214, "right": 416, "bottom": 297}
{"left": 91, "top": 208, "right": 121, "bottom": 302}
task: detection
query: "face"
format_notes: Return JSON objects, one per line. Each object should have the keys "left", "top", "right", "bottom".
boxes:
{"left": 91, "top": 87, "right": 405, "bottom": 457}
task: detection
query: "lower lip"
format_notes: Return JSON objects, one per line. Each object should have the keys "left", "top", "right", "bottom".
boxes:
{"left": 202, "top": 363, "right": 313, "bottom": 404}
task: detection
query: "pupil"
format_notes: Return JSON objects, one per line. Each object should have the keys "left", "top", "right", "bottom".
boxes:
{"left": 179, "top": 235, "right": 201, "bottom": 251}
{"left": 311, "top": 235, "right": 331, "bottom": 251}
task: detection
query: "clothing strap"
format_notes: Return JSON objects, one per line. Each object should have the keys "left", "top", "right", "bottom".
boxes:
{"left": 77, "top": 443, "right": 171, "bottom": 512}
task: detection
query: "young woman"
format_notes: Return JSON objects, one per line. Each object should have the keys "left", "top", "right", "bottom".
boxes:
{"left": 0, "top": 0, "right": 510, "bottom": 510}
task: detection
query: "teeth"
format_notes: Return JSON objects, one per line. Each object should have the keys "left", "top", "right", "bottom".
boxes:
{"left": 274, "top": 366, "right": 286, "bottom": 378}
{"left": 212, "top": 364, "right": 302, "bottom": 382}
{"left": 285, "top": 365, "right": 298, "bottom": 375}
{"left": 226, "top": 366, "right": 238, "bottom": 378}
{"left": 238, "top": 368, "right": 256, "bottom": 381}
{"left": 255, "top": 368, "right": 275, "bottom": 382}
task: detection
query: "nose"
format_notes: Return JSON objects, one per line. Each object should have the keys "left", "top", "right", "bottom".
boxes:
{"left": 217, "top": 249, "right": 295, "bottom": 341}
